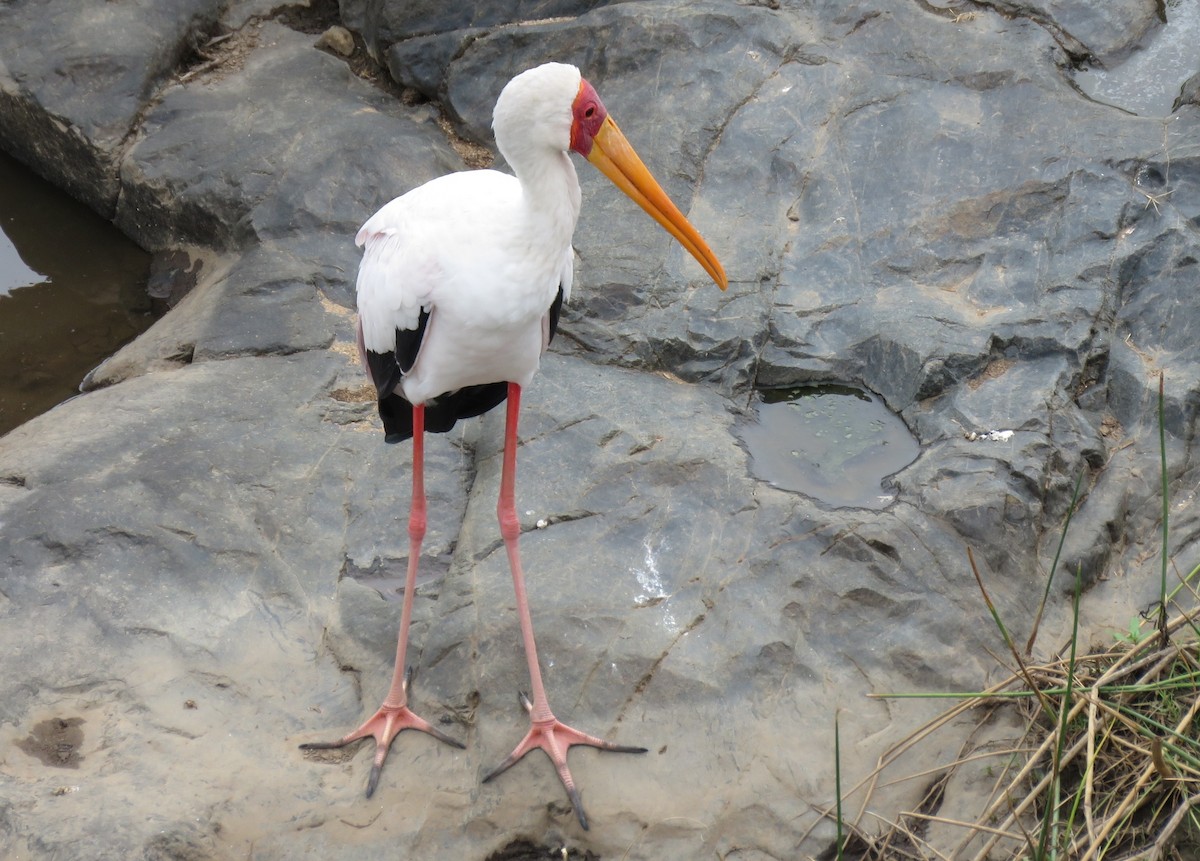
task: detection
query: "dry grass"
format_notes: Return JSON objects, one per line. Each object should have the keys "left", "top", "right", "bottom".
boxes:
{"left": 816, "top": 590, "right": 1200, "bottom": 861}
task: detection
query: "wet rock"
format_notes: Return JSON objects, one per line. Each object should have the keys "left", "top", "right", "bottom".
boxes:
{"left": 1, "top": 0, "right": 1199, "bottom": 858}
{"left": 16, "top": 718, "right": 84, "bottom": 769}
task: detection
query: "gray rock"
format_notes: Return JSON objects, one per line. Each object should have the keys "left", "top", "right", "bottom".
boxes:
{"left": 116, "top": 22, "right": 463, "bottom": 252}
{"left": 0, "top": 0, "right": 223, "bottom": 217}
{"left": 1, "top": 0, "right": 1199, "bottom": 858}
{"left": 982, "top": 0, "right": 1161, "bottom": 65}
{"left": 1174, "top": 69, "right": 1200, "bottom": 112}
{"left": 353, "top": 0, "right": 628, "bottom": 63}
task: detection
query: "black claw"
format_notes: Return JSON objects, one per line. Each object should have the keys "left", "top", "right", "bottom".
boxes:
{"left": 429, "top": 725, "right": 468, "bottom": 750}
{"left": 299, "top": 740, "right": 347, "bottom": 751}
{"left": 518, "top": 691, "right": 533, "bottom": 714}
{"left": 482, "top": 753, "right": 518, "bottom": 784}
{"left": 366, "top": 763, "right": 382, "bottom": 798}
{"left": 566, "top": 785, "right": 589, "bottom": 831}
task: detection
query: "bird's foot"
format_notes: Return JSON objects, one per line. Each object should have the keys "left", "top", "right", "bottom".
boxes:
{"left": 299, "top": 668, "right": 464, "bottom": 797}
{"left": 483, "top": 692, "right": 647, "bottom": 830}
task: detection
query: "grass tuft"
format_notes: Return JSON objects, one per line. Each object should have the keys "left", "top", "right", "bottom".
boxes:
{"left": 828, "top": 570, "right": 1200, "bottom": 860}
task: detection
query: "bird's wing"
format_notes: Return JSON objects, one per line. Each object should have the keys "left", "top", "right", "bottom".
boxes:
{"left": 355, "top": 170, "right": 526, "bottom": 341}
{"left": 355, "top": 197, "right": 439, "bottom": 353}
{"left": 354, "top": 172, "right": 503, "bottom": 396}
{"left": 355, "top": 215, "right": 432, "bottom": 398}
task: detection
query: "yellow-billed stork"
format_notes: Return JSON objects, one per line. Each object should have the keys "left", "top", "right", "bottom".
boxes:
{"left": 302, "top": 61, "right": 727, "bottom": 830}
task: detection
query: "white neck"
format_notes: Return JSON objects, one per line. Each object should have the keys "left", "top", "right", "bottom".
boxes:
{"left": 509, "top": 148, "right": 582, "bottom": 251}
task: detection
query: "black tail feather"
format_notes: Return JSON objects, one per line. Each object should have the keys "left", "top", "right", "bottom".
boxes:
{"left": 377, "top": 383, "right": 509, "bottom": 444}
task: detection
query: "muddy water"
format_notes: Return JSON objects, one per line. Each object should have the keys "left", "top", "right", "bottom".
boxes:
{"left": 0, "top": 151, "right": 152, "bottom": 437}
{"left": 740, "top": 383, "right": 920, "bottom": 509}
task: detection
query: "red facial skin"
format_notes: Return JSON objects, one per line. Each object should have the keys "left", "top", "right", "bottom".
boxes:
{"left": 569, "top": 79, "right": 607, "bottom": 157}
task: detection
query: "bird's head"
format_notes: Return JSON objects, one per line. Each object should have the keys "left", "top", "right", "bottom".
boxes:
{"left": 495, "top": 63, "right": 728, "bottom": 291}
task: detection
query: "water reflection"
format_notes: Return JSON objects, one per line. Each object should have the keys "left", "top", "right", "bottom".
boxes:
{"left": 740, "top": 383, "right": 920, "bottom": 509}
{"left": 0, "top": 150, "right": 152, "bottom": 436}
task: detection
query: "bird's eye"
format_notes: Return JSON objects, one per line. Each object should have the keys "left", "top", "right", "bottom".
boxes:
{"left": 584, "top": 105, "right": 595, "bottom": 118}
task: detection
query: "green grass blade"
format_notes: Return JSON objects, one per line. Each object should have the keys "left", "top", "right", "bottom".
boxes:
{"left": 1158, "top": 371, "right": 1170, "bottom": 641}
{"left": 1026, "top": 469, "right": 1086, "bottom": 656}
{"left": 835, "top": 712, "right": 844, "bottom": 861}
{"left": 1038, "top": 564, "right": 1083, "bottom": 860}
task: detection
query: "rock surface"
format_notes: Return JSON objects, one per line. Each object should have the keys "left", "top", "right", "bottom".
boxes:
{"left": 1, "top": 0, "right": 1198, "bottom": 858}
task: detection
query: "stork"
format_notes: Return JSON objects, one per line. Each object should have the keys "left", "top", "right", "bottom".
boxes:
{"left": 302, "top": 62, "right": 727, "bottom": 830}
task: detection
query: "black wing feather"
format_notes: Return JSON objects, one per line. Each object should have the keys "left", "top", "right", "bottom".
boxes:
{"left": 547, "top": 284, "right": 565, "bottom": 344}
{"left": 397, "top": 307, "right": 430, "bottom": 373}
{"left": 364, "top": 308, "right": 430, "bottom": 401}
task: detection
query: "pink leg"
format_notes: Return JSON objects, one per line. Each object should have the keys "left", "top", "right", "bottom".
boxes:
{"left": 482, "top": 383, "right": 646, "bottom": 830}
{"left": 301, "top": 403, "right": 464, "bottom": 796}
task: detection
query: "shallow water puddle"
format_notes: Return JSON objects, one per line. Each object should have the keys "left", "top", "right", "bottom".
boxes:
{"left": 0, "top": 150, "right": 152, "bottom": 436}
{"left": 1073, "top": 0, "right": 1200, "bottom": 116}
{"left": 739, "top": 383, "right": 919, "bottom": 509}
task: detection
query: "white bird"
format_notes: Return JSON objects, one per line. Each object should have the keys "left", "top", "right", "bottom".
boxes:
{"left": 302, "top": 61, "right": 727, "bottom": 830}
